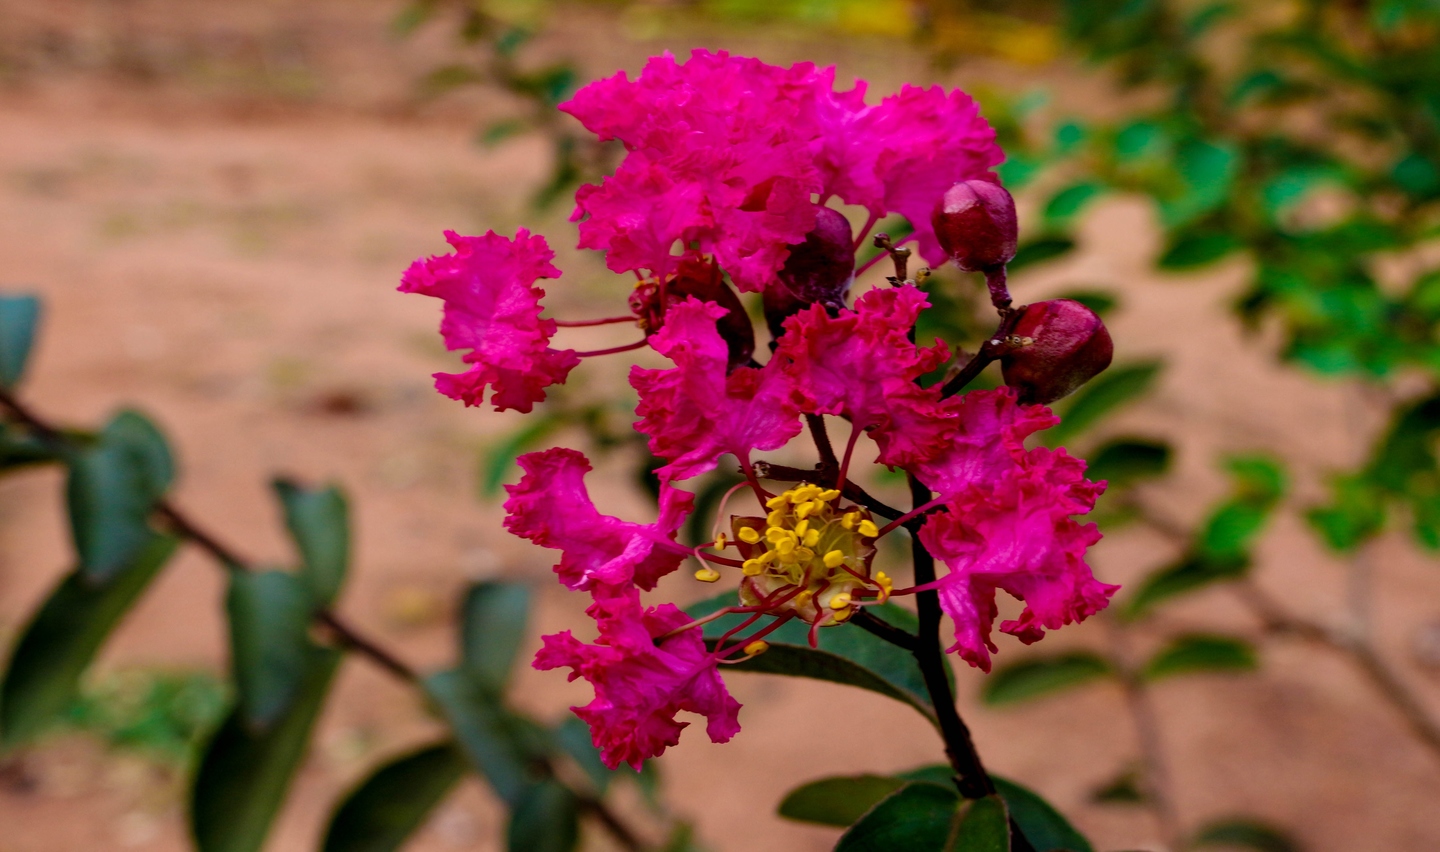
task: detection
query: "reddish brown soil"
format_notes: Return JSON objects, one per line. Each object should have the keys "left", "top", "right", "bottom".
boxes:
{"left": 1, "top": 3, "right": 1438, "bottom": 851}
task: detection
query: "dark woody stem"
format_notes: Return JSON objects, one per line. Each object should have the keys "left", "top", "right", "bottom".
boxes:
{"left": 906, "top": 474, "right": 995, "bottom": 800}
{"left": 938, "top": 307, "right": 1023, "bottom": 399}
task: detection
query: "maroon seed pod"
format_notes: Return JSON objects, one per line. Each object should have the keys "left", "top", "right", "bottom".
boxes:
{"left": 933, "top": 179, "right": 1018, "bottom": 273}
{"left": 630, "top": 256, "right": 755, "bottom": 370}
{"left": 1001, "top": 299, "right": 1114, "bottom": 405}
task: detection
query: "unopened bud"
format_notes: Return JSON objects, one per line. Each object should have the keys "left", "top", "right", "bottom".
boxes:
{"left": 631, "top": 257, "right": 755, "bottom": 370}
{"left": 765, "top": 207, "right": 855, "bottom": 345}
{"left": 932, "top": 180, "right": 1017, "bottom": 272}
{"left": 1000, "top": 300, "right": 1113, "bottom": 405}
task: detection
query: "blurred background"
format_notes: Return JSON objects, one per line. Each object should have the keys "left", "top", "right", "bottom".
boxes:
{"left": 2, "top": 0, "right": 1440, "bottom": 850}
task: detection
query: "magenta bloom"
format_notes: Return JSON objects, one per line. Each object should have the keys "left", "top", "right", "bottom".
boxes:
{"left": 631, "top": 299, "right": 802, "bottom": 482}
{"left": 504, "top": 448, "right": 693, "bottom": 591}
{"left": 399, "top": 230, "right": 579, "bottom": 413}
{"left": 534, "top": 584, "right": 740, "bottom": 771}
{"left": 919, "top": 452, "right": 1116, "bottom": 672}
{"left": 899, "top": 387, "right": 1061, "bottom": 499}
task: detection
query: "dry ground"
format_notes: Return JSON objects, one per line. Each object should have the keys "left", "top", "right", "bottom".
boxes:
{"left": 0, "top": 2, "right": 1438, "bottom": 850}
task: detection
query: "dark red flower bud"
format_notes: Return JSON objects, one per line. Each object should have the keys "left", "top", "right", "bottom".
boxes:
{"left": 933, "top": 179, "right": 1017, "bottom": 272}
{"left": 777, "top": 207, "right": 856, "bottom": 304}
{"left": 630, "top": 257, "right": 755, "bottom": 370}
{"left": 1001, "top": 299, "right": 1113, "bottom": 405}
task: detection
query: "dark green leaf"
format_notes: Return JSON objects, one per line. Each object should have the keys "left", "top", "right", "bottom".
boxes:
{"left": 423, "top": 669, "right": 537, "bottom": 805}
{"left": 1143, "top": 635, "right": 1257, "bottom": 681}
{"left": 191, "top": 646, "right": 342, "bottom": 852}
{"left": 1047, "top": 362, "right": 1163, "bottom": 445}
{"left": 481, "top": 120, "right": 527, "bottom": 148}
{"left": 687, "top": 594, "right": 937, "bottom": 722}
{"left": 1044, "top": 182, "right": 1104, "bottom": 226}
{"left": 1121, "top": 556, "right": 1244, "bottom": 620}
{"left": 1306, "top": 475, "right": 1385, "bottom": 552}
{"left": 389, "top": 0, "right": 437, "bottom": 36}
{"left": 67, "top": 410, "right": 175, "bottom": 582}
{"left": 1055, "top": 290, "right": 1118, "bottom": 317}
{"left": 660, "top": 822, "right": 704, "bottom": 852}
{"left": 778, "top": 774, "right": 908, "bottom": 827}
{"left": 836, "top": 782, "right": 959, "bottom": 852}
{"left": 272, "top": 479, "right": 349, "bottom": 606}
{"left": 1190, "top": 817, "right": 1300, "bottom": 852}
{"left": 992, "top": 776, "right": 1094, "bottom": 852}
{"left": 947, "top": 795, "right": 1009, "bottom": 852}
{"left": 554, "top": 714, "right": 611, "bottom": 795}
{"left": 480, "top": 416, "right": 560, "bottom": 497}
{"left": 1009, "top": 237, "right": 1076, "bottom": 272}
{"left": 981, "top": 653, "right": 1115, "bottom": 706}
{"left": 507, "top": 780, "right": 580, "bottom": 852}
{"left": 460, "top": 581, "right": 530, "bottom": 694}
{"left": 1090, "top": 767, "right": 1146, "bottom": 804}
{"left": 1086, "top": 439, "right": 1171, "bottom": 489}
{"left": 1158, "top": 233, "right": 1242, "bottom": 270}
{"left": 1198, "top": 456, "right": 1286, "bottom": 563}
{"left": 420, "top": 64, "right": 483, "bottom": 97}
{"left": 1392, "top": 153, "right": 1440, "bottom": 197}
{"left": 1158, "top": 139, "right": 1238, "bottom": 227}
{"left": 226, "top": 571, "right": 313, "bottom": 731}
{"left": 322, "top": 741, "right": 466, "bottom": 852}
{"left": 0, "top": 294, "right": 41, "bottom": 388}
{"left": 1, "top": 535, "right": 178, "bottom": 748}
{"left": 0, "top": 423, "right": 58, "bottom": 472}
{"left": 1054, "top": 122, "right": 1088, "bottom": 155}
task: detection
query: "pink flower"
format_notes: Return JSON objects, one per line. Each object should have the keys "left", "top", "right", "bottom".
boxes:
{"left": 504, "top": 448, "right": 694, "bottom": 591}
{"left": 534, "top": 583, "right": 741, "bottom": 771}
{"left": 631, "top": 299, "right": 802, "bottom": 482}
{"left": 918, "top": 451, "right": 1115, "bottom": 672}
{"left": 775, "top": 284, "right": 948, "bottom": 432}
{"left": 895, "top": 387, "right": 1060, "bottom": 499}
{"left": 399, "top": 230, "right": 578, "bottom": 413}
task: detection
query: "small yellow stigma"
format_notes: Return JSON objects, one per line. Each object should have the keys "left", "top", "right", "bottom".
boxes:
{"left": 823, "top": 549, "right": 845, "bottom": 569}
{"left": 743, "top": 640, "right": 770, "bottom": 656}
{"left": 857, "top": 519, "right": 880, "bottom": 538}
{"left": 829, "top": 592, "right": 852, "bottom": 610}
{"left": 874, "top": 570, "right": 893, "bottom": 595}
{"left": 694, "top": 567, "right": 721, "bottom": 583}
{"left": 738, "top": 527, "right": 761, "bottom": 544}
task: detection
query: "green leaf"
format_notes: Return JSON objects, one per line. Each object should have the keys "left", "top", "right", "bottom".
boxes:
{"left": 981, "top": 653, "right": 1115, "bottom": 706}
{"left": 1, "top": 535, "right": 179, "bottom": 748}
{"left": 507, "top": 780, "right": 580, "bottom": 852}
{"left": 272, "top": 479, "right": 349, "bottom": 606}
{"left": 991, "top": 776, "right": 1093, "bottom": 852}
{"left": 322, "top": 741, "right": 467, "bottom": 852}
{"left": 480, "top": 415, "right": 560, "bottom": 497}
{"left": 1086, "top": 439, "right": 1172, "bottom": 489}
{"left": 226, "top": 571, "right": 314, "bottom": 731}
{"left": 460, "top": 581, "right": 530, "bottom": 694}
{"left": 67, "top": 410, "right": 175, "bottom": 582}
{"left": 1090, "top": 767, "right": 1145, "bottom": 804}
{"left": 1047, "top": 362, "right": 1163, "bottom": 445}
{"left": 1158, "top": 139, "right": 1238, "bottom": 228}
{"left": 947, "top": 795, "right": 1009, "bottom": 852}
{"left": 1044, "top": 182, "right": 1104, "bottom": 226}
{"left": 1121, "top": 555, "right": 1245, "bottom": 620}
{"left": 687, "top": 594, "right": 937, "bottom": 722}
{"left": 481, "top": 119, "right": 527, "bottom": 148}
{"left": 1009, "top": 237, "right": 1076, "bottom": 272}
{"left": 1306, "top": 475, "right": 1385, "bottom": 552}
{"left": 1190, "top": 817, "right": 1300, "bottom": 852}
{"left": 0, "top": 422, "right": 58, "bottom": 472}
{"left": 191, "top": 646, "right": 342, "bottom": 852}
{"left": 835, "top": 782, "right": 960, "bottom": 852}
{"left": 554, "top": 714, "right": 612, "bottom": 795}
{"left": 420, "top": 64, "right": 483, "bottom": 97}
{"left": 423, "top": 669, "right": 537, "bottom": 805}
{"left": 389, "top": 0, "right": 437, "bottom": 36}
{"left": 1143, "top": 635, "right": 1257, "bottom": 681}
{"left": 1158, "top": 233, "right": 1242, "bottom": 270}
{"left": 778, "top": 774, "right": 908, "bottom": 827}
{"left": 1198, "top": 456, "right": 1286, "bottom": 563}
{"left": 1054, "top": 289, "right": 1118, "bottom": 317}
{"left": 0, "top": 294, "right": 41, "bottom": 388}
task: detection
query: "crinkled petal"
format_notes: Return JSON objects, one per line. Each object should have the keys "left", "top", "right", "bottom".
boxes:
{"left": 918, "top": 453, "right": 1115, "bottom": 672}
{"left": 400, "top": 229, "right": 578, "bottom": 413}
{"left": 631, "top": 299, "right": 802, "bottom": 482}
{"left": 534, "top": 584, "right": 740, "bottom": 770}
{"left": 503, "top": 448, "right": 694, "bottom": 591}
{"left": 895, "top": 387, "right": 1060, "bottom": 498}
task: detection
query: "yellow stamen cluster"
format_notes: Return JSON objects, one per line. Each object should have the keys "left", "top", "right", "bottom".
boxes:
{"left": 731, "top": 483, "right": 888, "bottom": 625}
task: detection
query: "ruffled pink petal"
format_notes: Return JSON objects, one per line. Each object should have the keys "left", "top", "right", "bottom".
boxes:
{"left": 399, "top": 229, "right": 578, "bottom": 413}
{"left": 534, "top": 584, "right": 740, "bottom": 771}
{"left": 918, "top": 452, "right": 1115, "bottom": 672}
{"left": 896, "top": 387, "right": 1060, "bottom": 498}
{"left": 631, "top": 299, "right": 802, "bottom": 482}
{"left": 503, "top": 448, "right": 693, "bottom": 591}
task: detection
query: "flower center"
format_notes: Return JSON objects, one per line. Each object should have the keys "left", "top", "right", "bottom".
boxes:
{"left": 729, "top": 483, "right": 891, "bottom": 626}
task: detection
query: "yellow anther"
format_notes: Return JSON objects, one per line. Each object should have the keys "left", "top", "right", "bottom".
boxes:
{"left": 757, "top": 550, "right": 776, "bottom": 565}
{"left": 790, "top": 485, "right": 821, "bottom": 503}
{"left": 829, "top": 593, "right": 853, "bottom": 610}
{"left": 802, "top": 529, "right": 820, "bottom": 548}
{"left": 776, "top": 537, "right": 796, "bottom": 555}
{"left": 841, "top": 512, "right": 859, "bottom": 530}
{"left": 766, "top": 493, "right": 789, "bottom": 510}
{"left": 742, "top": 559, "right": 764, "bottom": 576}
{"left": 874, "top": 570, "right": 892, "bottom": 592}
{"left": 694, "top": 567, "right": 721, "bottom": 583}
{"left": 823, "top": 549, "right": 845, "bottom": 569}
{"left": 713, "top": 533, "right": 728, "bottom": 549}
{"left": 767, "top": 510, "right": 785, "bottom": 528}
{"left": 767, "top": 527, "right": 793, "bottom": 544}
{"left": 738, "top": 527, "right": 761, "bottom": 544}
{"left": 743, "top": 640, "right": 770, "bottom": 656}
{"left": 779, "top": 551, "right": 799, "bottom": 565}
{"left": 793, "top": 590, "right": 813, "bottom": 608}
{"left": 795, "top": 502, "right": 815, "bottom": 520}
{"left": 794, "top": 547, "right": 815, "bottom": 562}
{"left": 818, "top": 489, "right": 841, "bottom": 502}
{"left": 794, "top": 519, "right": 810, "bottom": 538}
{"left": 857, "top": 519, "right": 880, "bottom": 538}
{"left": 832, "top": 607, "right": 854, "bottom": 623}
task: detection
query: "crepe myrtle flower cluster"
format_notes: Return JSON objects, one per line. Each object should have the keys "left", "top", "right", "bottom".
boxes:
{"left": 401, "top": 51, "right": 1118, "bottom": 772}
